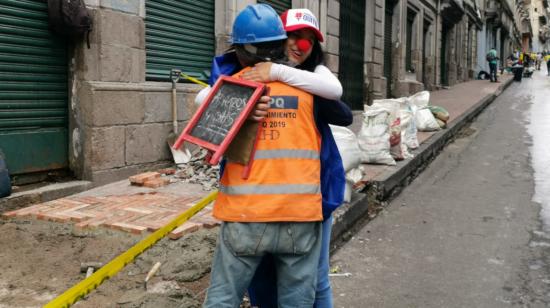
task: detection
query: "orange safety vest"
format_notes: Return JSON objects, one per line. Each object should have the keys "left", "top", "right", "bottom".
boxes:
{"left": 213, "top": 68, "right": 323, "bottom": 222}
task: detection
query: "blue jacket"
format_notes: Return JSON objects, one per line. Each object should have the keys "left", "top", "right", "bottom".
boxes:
{"left": 209, "top": 53, "right": 353, "bottom": 219}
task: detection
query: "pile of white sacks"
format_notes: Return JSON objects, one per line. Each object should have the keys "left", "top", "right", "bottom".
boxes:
{"left": 331, "top": 91, "right": 449, "bottom": 202}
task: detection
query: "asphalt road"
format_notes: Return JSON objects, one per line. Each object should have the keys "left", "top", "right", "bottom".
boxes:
{"left": 331, "top": 71, "right": 550, "bottom": 308}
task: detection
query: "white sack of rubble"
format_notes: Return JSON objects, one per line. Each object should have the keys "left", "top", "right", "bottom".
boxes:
{"left": 330, "top": 125, "right": 362, "bottom": 172}
{"left": 398, "top": 99, "right": 419, "bottom": 149}
{"left": 409, "top": 90, "right": 430, "bottom": 108}
{"left": 415, "top": 108, "right": 441, "bottom": 131}
{"left": 408, "top": 90, "right": 441, "bottom": 132}
{"left": 372, "top": 98, "right": 405, "bottom": 161}
{"left": 358, "top": 105, "right": 396, "bottom": 165}
{"left": 343, "top": 166, "right": 365, "bottom": 203}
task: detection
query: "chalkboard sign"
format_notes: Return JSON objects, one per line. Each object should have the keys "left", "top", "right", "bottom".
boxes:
{"left": 173, "top": 75, "right": 266, "bottom": 165}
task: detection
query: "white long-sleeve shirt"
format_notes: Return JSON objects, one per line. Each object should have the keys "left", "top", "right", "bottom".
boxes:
{"left": 194, "top": 64, "right": 342, "bottom": 105}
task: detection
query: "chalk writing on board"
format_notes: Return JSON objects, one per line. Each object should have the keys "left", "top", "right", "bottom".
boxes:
{"left": 190, "top": 83, "right": 255, "bottom": 145}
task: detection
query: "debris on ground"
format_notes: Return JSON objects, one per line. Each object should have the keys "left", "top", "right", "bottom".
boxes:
{"left": 174, "top": 149, "right": 220, "bottom": 192}
{"left": 0, "top": 219, "right": 218, "bottom": 307}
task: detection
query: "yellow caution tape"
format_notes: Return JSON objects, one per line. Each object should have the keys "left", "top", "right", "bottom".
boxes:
{"left": 180, "top": 72, "right": 209, "bottom": 87}
{"left": 45, "top": 190, "right": 218, "bottom": 308}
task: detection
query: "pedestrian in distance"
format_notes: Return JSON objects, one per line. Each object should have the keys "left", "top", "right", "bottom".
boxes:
{"left": 200, "top": 4, "right": 352, "bottom": 307}
{"left": 545, "top": 51, "right": 550, "bottom": 76}
{"left": 509, "top": 50, "right": 523, "bottom": 82}
{"left": 486, "top": 47, "right": 499, "bottom": 83}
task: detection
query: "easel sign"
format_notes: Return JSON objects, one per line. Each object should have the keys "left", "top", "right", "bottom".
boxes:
{"left": 172, "top": 75, "right": 266, "bottom": 165}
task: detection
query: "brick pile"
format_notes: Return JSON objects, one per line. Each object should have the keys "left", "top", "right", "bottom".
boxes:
{"left": 129, "top": 171, "right": 173, "bottom": 188}
{"left": 2, "top": 192, "right": 220, "bottom": 239}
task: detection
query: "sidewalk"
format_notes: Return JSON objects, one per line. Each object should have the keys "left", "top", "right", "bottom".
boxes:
{"left": 331, "top": 74, "right": 513, "bottom": 241}
{"left": 2, "top": 75, "right": 513, "bottom": 242}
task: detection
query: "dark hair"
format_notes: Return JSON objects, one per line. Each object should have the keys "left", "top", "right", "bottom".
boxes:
{"left": 295, "top": 39, "right": 325, "bottom": 72}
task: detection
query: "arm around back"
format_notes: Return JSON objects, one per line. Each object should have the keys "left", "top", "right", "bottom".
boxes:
{"left": 270, "top": 64, "right": 343, "bottom": 100}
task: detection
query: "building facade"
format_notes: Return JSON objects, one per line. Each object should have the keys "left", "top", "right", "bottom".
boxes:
{"left": 0, "top": 0, "right": 523, "bottom": 186}
{"left": 528, "top": 0, "right": 550, "bottom": 51}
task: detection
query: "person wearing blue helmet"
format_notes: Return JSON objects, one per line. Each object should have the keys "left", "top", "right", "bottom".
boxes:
{"left": 202, "top": 4, "right": 352, "bottom": 307}
{"left": 196, "top": 3, "right": 352, "bottom": 307}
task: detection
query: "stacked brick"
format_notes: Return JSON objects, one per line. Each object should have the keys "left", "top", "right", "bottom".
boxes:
{"left": 2, "top": 192, "right": 220, "bottom": 239}
{"left": 129, "top": 170, "right": 173, "bottom": 188}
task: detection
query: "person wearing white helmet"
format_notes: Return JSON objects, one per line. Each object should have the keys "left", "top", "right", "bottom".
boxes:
{"left": 202, "top": 5, "right": 351, "bottom": 307}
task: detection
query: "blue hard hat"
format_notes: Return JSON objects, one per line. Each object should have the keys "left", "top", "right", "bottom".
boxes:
{"left": 231, "top": 4, "right": 287, "bottom": 44}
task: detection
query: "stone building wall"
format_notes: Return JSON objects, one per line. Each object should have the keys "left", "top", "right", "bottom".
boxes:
{"left": 68, "top": 0, "right": 515, "bottom": 186}
{"left": 71, "top": 0, "right": 344, "bottom": 186}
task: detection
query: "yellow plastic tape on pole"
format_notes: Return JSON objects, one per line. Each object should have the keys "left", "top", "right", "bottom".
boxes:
{"left": 45, "top": 190, "right": 218, "bottom": 308}
{"left": 180, "top": 72, "right": 209, "bottom": 87}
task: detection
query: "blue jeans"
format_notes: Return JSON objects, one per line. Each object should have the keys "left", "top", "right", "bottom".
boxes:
{"left": 489, "top": 62, "right": 498, "bottom": 82}
{"left": 248, "top": 216, "right": 334, "bottom": 308}
{"left": 315, "top": 216, "right": 333, "bottom": 308}
{"left": 204, "top": 221, "right": 322, "bottom": 308}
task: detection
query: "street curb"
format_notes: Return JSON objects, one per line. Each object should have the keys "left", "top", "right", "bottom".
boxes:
{"left": 0, "top": 181, "right": 92, "bottom": 214}
{"left": 331, "top": 77, "right": 513, "bottom": 243}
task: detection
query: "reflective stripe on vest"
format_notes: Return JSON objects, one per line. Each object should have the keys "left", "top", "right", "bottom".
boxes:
{"left": 219, "top": 183, "right": 321, "bottom": 195}
{"left": 254, "top": 149, "right": 320, "bottom": 160}
{"left": 213, "top": 68, "right": 322, "bottom": 222}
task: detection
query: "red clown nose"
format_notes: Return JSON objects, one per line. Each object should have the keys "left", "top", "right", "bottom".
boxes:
{"left": 296, "top": 38, "right": 312, "bottom": 52}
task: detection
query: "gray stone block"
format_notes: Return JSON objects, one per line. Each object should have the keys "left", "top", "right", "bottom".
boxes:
{"left": 328, "top": 0, "right": 340, "bottom": 19}
{"left": 78, "top": 43, "right": 100, "bottom": 81}
{"left": 325, "top": 54, "right": 339, "bottom": 74}
{"left": 371, "top": 77, "right": 385, "bottom": 93}
{"left": 78, "top": 82, "right": 94, "bottom": 126}
{"left": 374, "top": 19, "right": 384, "bottom": 36}
{"left": 327, "top": 17, "right": 340, "bottom": 36}
{"left": 374, "top": 35, "right": 383, "bottom": 50}
{"left": 372, "top": 49, "right": 384, "bottom": 66}
{"left": 89, "top": 126, "right": 126, "bottom": 170}
{"left": 372, "top": 63, "right": 383, "bottom": 76}
{"left": 98, "top": 9, "right": 144, "bottom": 49}
{"left": 125, "top": 123, "right": 172, "bottom": 165}
{"left": 375, "top": 6, "right": 384, "bottom": 22}
{"left": 409, "top": 81, "right": 424, "bottom": 94}
{"left": 395, "top": 80, "right": 411, "bottom": 97}
{"left": 144, "top": 91, "right": 193, "bottom": 124}
{"left": 144, "top": 91, "right": 172, "bottom": 123}
{"left": 99, "top": 45, "right": 145, "bottom": 82}
{"left": 326, "top": 36, "right": 339, "bottom": 54}
{"left": 91, "top": 90, "right": 145, "bottom": 126}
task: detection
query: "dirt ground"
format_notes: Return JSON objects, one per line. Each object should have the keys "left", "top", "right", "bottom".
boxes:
{"left": 0, "top": 218, "right": 218, "bottom": 307}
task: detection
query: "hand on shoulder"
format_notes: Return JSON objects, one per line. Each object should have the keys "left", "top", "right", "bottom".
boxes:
{"left": 241, "top": 62, "right": 273, "bottom": 83}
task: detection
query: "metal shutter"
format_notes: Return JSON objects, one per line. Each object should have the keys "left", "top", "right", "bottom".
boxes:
{"left": 0, "top": 0, "right": 68, "bottom": 175}
{"left": 339, "top": 0, "right": 365, "bottom": 109}
{"left": 256, "top": 0, "right": 291, "bottom": 14}
{"left": 145, "top": 0, "right": 215, "bottom": 81}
